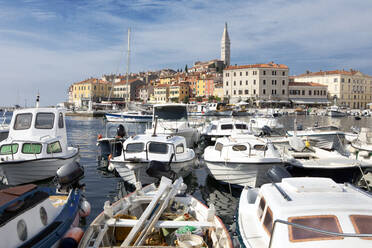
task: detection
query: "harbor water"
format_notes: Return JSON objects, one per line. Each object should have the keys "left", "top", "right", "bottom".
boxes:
{"left": 64, "top": 114, "right": 372, "bottom": 233}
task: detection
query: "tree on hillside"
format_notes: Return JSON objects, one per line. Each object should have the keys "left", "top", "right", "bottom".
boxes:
{"left": 185, "top": 64, "right": 188, "bottom": 73}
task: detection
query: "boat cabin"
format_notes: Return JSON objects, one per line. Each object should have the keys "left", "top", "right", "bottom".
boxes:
{"left": 122, "top": 134, "right": 189, "bottom": 162}
{"left": 0, "top": 108, "right": 68, "bottom": 161}
{"left": 153, "top": 104, "right": 188, "bottom": 122}
{"left": 204, "top": 119, "right": 250, "bottom": 137}
{"left": 239, "top": 177, "right": 372, "bottom": 247}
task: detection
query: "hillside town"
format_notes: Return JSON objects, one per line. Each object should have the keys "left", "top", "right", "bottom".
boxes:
{"left": 67, "top": 23, "right": 372, "bottom": 110}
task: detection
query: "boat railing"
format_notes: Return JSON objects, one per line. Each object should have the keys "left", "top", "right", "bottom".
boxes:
{"left": 268, "top": 218, "right": 372, "bottom": 248}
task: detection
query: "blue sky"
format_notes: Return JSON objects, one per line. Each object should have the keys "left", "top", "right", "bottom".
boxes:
{"left": 1, "top": 0, "right": 372, "bottom": 106}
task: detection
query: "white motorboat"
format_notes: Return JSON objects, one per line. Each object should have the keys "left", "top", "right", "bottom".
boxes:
{"left": 201, "top": 118, "right": 252, "bottom": 145}
{"left": 188, "top": 103, "right": 206, "bottom": 116}
{"left": 0, "top": 111, "right": 10, "bottom": 142}
{"left": 105, "top": 110, "right": 152, "bottom": 123}
{"left": 145, "top": 104, "right": 200, "bottom": 147}
{"left": 0, "top": 162, "right": 89, "bottom": 248}
{"left": 280, "top": 137, "right": 372, "bottom": 190}
{"left": 204, "top": 135, "right": 284, "bottom": 187}
{"left": 79, "top": 177, "right": 233, "bottom": 248}
{"left": 237, "top": 176, "right": 372, "bottom": 248}
{"left": 327, "top": 105, "right": 346, "bottom": 117}
{"left": 0, "top": 107, "right": 79, "bottom": 185}
{"left": 249, "top": 115, "right": 284, "bottom": 134}
{"left": 204, "top": 103, "right": 233, "bottom": 116}
{"left": 286, "top": 125, "right": 346, "bottom": 150}
{"left": 109, "top": 134, "right": 195, "bottom": 186}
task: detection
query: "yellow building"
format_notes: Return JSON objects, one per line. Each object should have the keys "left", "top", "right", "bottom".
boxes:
{"left": 213, "top": 83, "right": 224, "bottom": 100}
{"left": 72, "top": 78, "right": 112, "bottom": 107}
{"left": 154, "top": 84, "right": 169, "bottom": 103}
{"left": 169, "top": 83, "right": 189, "bottom": 102}
{"left": 196, "top": 79, "right": 206, "bottom": 97}
{"left": 159, "top": 76, "right": 173, "bottom": 86}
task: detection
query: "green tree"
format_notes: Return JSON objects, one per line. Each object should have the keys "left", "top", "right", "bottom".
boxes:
{"left": 208, "top": 95, "right": 215, "bottom": 102}
{"left": 185, "top": 64, "right": 188, "bottom": 73}
{"left": 195, "top": 96, "right": 203, "bottom": 102}
{"left": 183, "top": 96, "right": 189, "bottom": 104}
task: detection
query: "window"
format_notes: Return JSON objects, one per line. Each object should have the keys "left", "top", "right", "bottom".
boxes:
{"left": 47, "top": 141, "right": 62, "bottom": 154}
{"left": 234, "top": 90, "right": 236, "bottom": 95}
{"left": 14, "top": 113, "right": 32, "bottom": 130}
{"left": 334, "top": 78, "right": 338, "bottom": 83}
{"left": 263, "top": 70, "right": 266, "bottom": 75}
{"left": 254, "top": 144, "right": 267, "bottom": 151}
{"left": 240, "top": 72, "right": 242, "bottom": 76}
{"left": 246, "top": 71, "right": 248, "bottom": 76}
{"left": 234, "top": 81, "right": 236, "bottom": 86}
{"left": 254, "top": 80, "right": 256, "bottom": 85}
{"left": 126, "top": 143, "right": 144, "bottom": 153}
{"left": 0, "top": 144, "right": 19, "bottom": 155}
{"left": 309, "top": 90, "right": 312, "bottom": 96}
{"left": 148, "top": 142, "right": 168, "bottom": 154}
{"left": 257, "top": 197, "right": 266, "bottom": 220}
{"left": 234, "top": 72, "right": 236, "bottom": 76}
{"left": 176, "top": 144, "right": 184, "bottom": 154}
{"left": 282, "top": 71, "right": 285, "bottom": 76}
{"left": 238, "top": 90, "right": 242, "bottom": 95}
{"left": 282, "top": 89, "right": 285, "bottom": 95}
{"left": 221, "top": 124, "right": 233, "bottom": 130}
{"left": 254, "top": 89, "right": 256, "bottom": 94}
{"left": 282, "top": 80, "right": 285, "bottom": 85}
{"left": 302, "top": 90, "right": 305, "bottom": 95}
{"left": 263, "top": 80, "right": 266, "bottom": 85}
{"left": 245, "top": 90, "right": 249, "bottom": 94}
{"left": 35, "top": 113, "right": 55, "bottom": 129}
{"left": 215, "top": 142, "right": 223, "bottom": 151}
{"left": 22, "top": 143, "right": 42, "bottom": 154}
{"left": 263, "top": 89, "right": 266, "bottom": 95}
{"left": 232, "top": 145, "right": 247, "bottom": 151}
{"left": 350, "top": 215, "right": 372, "bottom": 239}
{"left": 58, "top": 113, "right": 64, "bottom": 128}
{"left": 263, "top": 207, "right": 273, "bottom": 235}
{"left": 288, "top": 215, "right": 343, "bottom": 242}
{"left": 240, "top": 81, "right": 242, "bottom": 85}
{"left": 246, "top": 80, "right": 248, "bottom": 85}
{"left": 235, "top": 124, "right": 248, "bottom": 129}
{"left": 341, "top": 78, "right": 345, "bottom": 83}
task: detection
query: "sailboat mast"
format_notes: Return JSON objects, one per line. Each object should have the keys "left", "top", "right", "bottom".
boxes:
{"left": 126, "top": 28, "right": 131, "bottom": 102}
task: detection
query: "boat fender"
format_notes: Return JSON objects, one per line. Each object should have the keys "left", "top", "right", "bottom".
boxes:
{"left": 97, "top": 134, "right": 103, "bottom": 140}
{"left": 79, "top": 199, "right": 91, "bottom": 218}
{"left": 59, "top": 227, "right": 84, "bottom": 248}
{"left": 266, "top": 166, "right": 292, "bottom": 183}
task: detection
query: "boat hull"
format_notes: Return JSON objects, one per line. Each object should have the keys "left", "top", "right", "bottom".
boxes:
{"left": 205, "top": 161, "right": 283, "bottom": 187}
{"left": 0, "top": 151, "right": 79, "bottom": 185}
{"left": 111, "top": 159, "right": 195, "bottom": 185}
{"left": 105, "top": 113, "right": 152, "bottom": 123}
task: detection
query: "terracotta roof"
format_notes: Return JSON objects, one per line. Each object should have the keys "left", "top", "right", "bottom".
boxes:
{"left": 289, "top": 82, "right": 327, "bottom": 87}
{"left": 114, "top": 78, "right": 141, "bottom": 85}
{"left": 74, "top": 78, "right": 109, "bottom": 85}
{"left": 225, "top": 62, "right": 288, "bottom": 70}
{"left": 170, "top": 83, "right": 188, "bottom": 87}
{"left": 295, "top": 69, "right": 359, "bottom": 77}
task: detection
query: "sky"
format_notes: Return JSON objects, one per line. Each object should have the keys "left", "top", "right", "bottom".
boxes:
{"left": 0, "top": 0, "right": 372, "bottom": 106}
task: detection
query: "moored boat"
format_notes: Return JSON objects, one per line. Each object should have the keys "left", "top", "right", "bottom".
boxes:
{"left": 0, "top": 107, "right": 79, "bottom": 185}
{"left": 237, "top": 176, "right": 372, "bottom": 247}
{"left": 109, "top": 134, "right": 195, "bottom": 186}
{"left": 78, "top": 177, "right": 233, "bottom": 248}
{"left": 204, "top": 135, "right": 284, "bottom": 187}
{"left": 0, "top": 161, "right": 89, "bottom": 248}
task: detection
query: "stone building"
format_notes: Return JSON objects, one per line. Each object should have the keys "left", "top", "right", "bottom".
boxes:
{"left": 288, "top": 82, "right": 329, "bottom": 106}
{"left": 293, "top": 69, "right": 372, "bottom": 109}
{"left": 223, "top": 62, "right": 289, "bottom": 104}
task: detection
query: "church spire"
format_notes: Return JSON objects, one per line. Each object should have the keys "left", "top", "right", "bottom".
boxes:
{"left": 221, "top": 22, "right": 231, "bottom": 67}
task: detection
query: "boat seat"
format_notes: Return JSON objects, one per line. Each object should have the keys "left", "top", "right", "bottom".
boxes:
{"left": 0, "top": 184, "right": 37, "bottom": 206}
{"left": 106, "top": 218, "right": 214, "bottom": 229}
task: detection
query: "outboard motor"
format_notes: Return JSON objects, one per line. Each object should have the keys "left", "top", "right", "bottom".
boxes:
{"left": 146, "top": 154, "right": 176, "bottom": 183}
{"left": 266, "top": 166, "right": 292, "bottom": 183}
{"left": 259, "top": 125, "right": 272, "bottom": 137}
{"left": 55, "top": 161, "right": 84, "bottom": 191}
{"left": 117, "top": 124, "right": 126, "bottom": 138}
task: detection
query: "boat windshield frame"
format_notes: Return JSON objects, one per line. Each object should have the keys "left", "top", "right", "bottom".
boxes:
{"left": 154, "top": 106, "right": 188, "bottom": 121}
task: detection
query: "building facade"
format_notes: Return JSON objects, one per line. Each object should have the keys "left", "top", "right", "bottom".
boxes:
{"left": 113, "top": 79, "right": 145, "bottom": 101}
{"left": 223, "top": 62, "right": 289, "bottom": 104}
{"left": 293, "top": 69, "right": 372, "bottom": 109}
{"left": 72, "top": 78, "right": 112, "bottom": 107}
{"left": 169, "top": 83, "right": 190, "bottom": 102}
{"left": 288, "top": 82, "right": 328, "bottom": 105}
{"left": 154, "top": 84, "right": 169, "bottom": 103}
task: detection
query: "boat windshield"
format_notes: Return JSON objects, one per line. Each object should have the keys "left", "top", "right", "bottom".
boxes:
{"left": 14, "top": 113, "right": 32, "bottom": 130}
{"left": 154, "top": 106, "right": 187, "bottom": 121}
